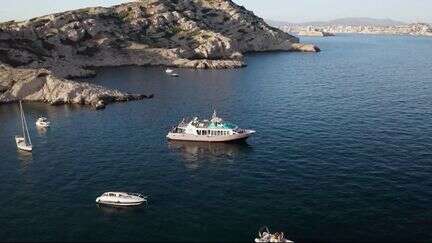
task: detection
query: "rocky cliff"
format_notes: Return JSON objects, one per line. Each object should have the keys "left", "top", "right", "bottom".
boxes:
{"left": 0, "top": 0, "right": 319, "bottom": 108}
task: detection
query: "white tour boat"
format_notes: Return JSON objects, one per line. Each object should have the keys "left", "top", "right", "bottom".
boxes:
{"left": 167, "top": 110, "right": 255, "bottom": 142}
{"left": 36, "top": 117, "right": 50, "bottom": 128}
{"left": 255, "top": 227, "right": 293, "bottom": 243}
{"left": 95, "top": 192, "right": 147, "bottom": 206}
{"left": 165, "top": 68, "right": 174, "bottom": 74}
{"left": 15, "top": 101, "right": 33, "bottom": 152}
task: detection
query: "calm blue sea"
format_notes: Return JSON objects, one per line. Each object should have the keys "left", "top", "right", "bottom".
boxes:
{"left": 0, "top": 35, "right": 431, "bottom": 242}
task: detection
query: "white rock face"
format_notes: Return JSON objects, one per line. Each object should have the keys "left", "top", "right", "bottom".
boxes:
{"left": 0, "top": 0, "right": 318, "bottom": 108}
{"left": 0, "top": 65, "right": 148, "bottom": 109}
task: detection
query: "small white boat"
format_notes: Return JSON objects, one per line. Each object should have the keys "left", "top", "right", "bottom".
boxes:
{"left": 170, "top": 73, "right": 179, "bottom": 77}
{"left": 96, "top": 192, "right": 147, "bottom": 206}
{"left": 255, "top": 227, "right": 293, "bottom": 243}
{"left": 36, "top": 117, "right": 50, "bottom": 128}
{"left": 165, "top": 68, "right": 174, "bottom": 74}
{"left": 15, "top": 101, "right": 32, "bottom": 152}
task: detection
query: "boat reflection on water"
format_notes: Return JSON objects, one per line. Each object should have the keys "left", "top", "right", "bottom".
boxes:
{"left": 168, "top": 140, "right": 252, "bottom": 169}
{"left": 36, "top": 126, "right": 48, "bottom": 136}
{"left": 17, "top": 150, "right": 33, "bottom": 170}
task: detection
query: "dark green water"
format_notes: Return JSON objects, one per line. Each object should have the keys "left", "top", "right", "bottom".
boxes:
{"left": 0, "top": 35, "right": 431, "bottom": 242}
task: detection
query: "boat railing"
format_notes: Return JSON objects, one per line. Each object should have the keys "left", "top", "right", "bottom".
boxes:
{"left": 178, "top": 124, "right": 188, "bottom": 128}
{"left": 170, "top": 127, "right": 186, "bottom": 133}
{"left": 234, "top": 129, "right": 245, "bottom": 134}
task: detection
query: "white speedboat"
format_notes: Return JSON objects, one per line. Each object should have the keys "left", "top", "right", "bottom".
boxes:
{"left": 167, "top": 110, "right": 255, "bottom": 142}
{"left": 165, "top": 68, "right": 174, "bottom": 74}
{"left": 95, "top": 192, "right": 147, "bottom": 206}
{"left": 36, "top": 117, "right": 50, "bottom": 128}
{"left": 15, "top": 101, "right": 32, "bottom": 152}
{"left": 255, "top": 227, "right": 293, "bottom": 243}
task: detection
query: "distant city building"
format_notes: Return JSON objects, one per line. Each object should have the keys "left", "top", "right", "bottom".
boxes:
{"left": 278, "top": 23, "right": 432, "bottom": 37}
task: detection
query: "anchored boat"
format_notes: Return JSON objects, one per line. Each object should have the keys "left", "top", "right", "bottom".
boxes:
{"left": 167, "top": 110, "right": 255, "bottom": 142}
{"left": 95, "top": 192, "right": 147, "bottom": 206}
{"left": 255, "top": 227, "right": 293, "bottom": 243}
{"left": 36, "top": 117, "right": 50, "bottom": 128}
{"left": 15, "top": 101, "right": 32, "bottom": 152}
{"left": 165, "top": 68, "right": 179, "bottom": 76}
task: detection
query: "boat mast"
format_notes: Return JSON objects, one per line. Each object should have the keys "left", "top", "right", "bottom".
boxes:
{"left": 19, "top": 101, "right": 26, "bottom": 141}
{"left": 20, "top": 101, "right": 32, "bottom": 146}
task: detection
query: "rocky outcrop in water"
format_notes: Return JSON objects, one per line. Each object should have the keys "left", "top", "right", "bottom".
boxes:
{"left": 0, "top": 64, "right": 148, "bottom": 109}
{"left": 0, "top": 0, "right": 319, "bottom": 108}
{"left": 298, "top": 29, "right": 335, "bottom": 37}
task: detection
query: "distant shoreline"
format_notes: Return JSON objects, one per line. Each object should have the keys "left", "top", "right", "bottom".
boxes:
{"left": 294, "top": 32, "right": 432, "bottom": 38}
{"left": 278, "top": 23, "right": 432, "bottom": 38}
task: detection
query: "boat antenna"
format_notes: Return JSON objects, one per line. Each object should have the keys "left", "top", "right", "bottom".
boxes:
{"left": 212, "top": 109, "right": 217, "bottom": 119}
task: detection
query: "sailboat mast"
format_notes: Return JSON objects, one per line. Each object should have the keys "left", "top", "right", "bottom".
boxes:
{"left": 19, "top": 101, "right": 32, "bottom": 146}
{"left": 23, "top": 104, "right": 31, "bottom": 146}
{"left": 19, "top": 101, "right": 26, "bottom": 142}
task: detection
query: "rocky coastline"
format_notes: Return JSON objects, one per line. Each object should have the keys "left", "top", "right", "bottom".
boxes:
{"left": 0, "top": 0, "right": 319, "bottom": 109}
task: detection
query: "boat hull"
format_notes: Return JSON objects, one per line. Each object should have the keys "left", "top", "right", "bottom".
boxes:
{"left": 36, "top": 122, "right": 50, "bottom": 128}
{"left": 167, "top": 130, "right": 254, "bottom": 142}
{"left": 255, "top": 239, "right": 293, "bottom": 243}
{"left": 96, "top": 198, "right": 145, "bottom": 207}
{"left": 15, "top": 136, "right": 32, "bottom": 152}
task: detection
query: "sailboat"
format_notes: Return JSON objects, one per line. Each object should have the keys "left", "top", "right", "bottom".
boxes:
{"left": 15, "top": 101, "right": 33, "bottom": 152}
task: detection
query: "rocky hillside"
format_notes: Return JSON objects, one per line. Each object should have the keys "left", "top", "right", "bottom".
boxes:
{"left": 0, "top": 64, "right": 150, "bottom": 109}
{"left": 0, "top": 0, "right": 319, "bottom": 108}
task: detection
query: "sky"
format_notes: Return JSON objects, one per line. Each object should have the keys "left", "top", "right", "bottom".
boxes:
{"left": 0, "top": 0, "right": 431, "bottom": 23}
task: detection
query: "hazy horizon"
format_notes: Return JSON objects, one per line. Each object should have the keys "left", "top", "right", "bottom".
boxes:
{"left": 0, "top": 0, "right": 431, "bottom": 23}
